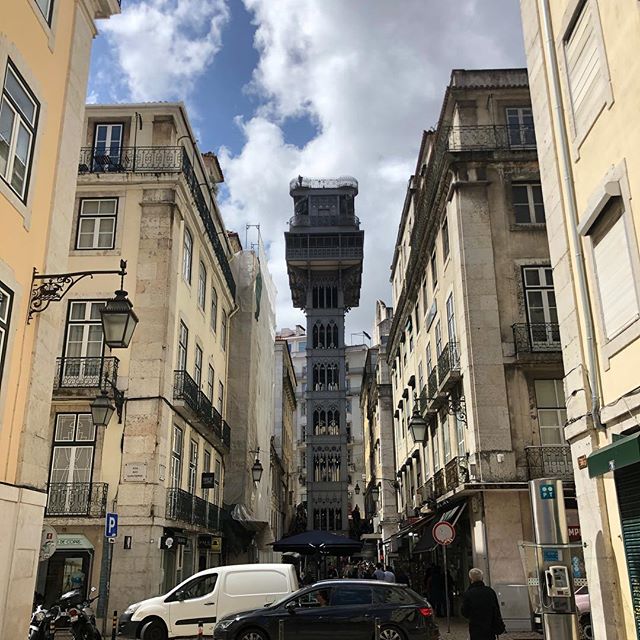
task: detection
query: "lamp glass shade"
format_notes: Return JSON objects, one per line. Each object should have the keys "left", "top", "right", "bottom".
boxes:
{"left": 371, "top": 485, "right": 380, "bottom": 502}
{"left": 354, "top": 483, "right": 361, "bottom": 495}
{"left": 251, "top": 458, "right": 264, "bottom": 483}
{"left": 91, "top": 392, "right": 115, "bottom": 427}
{"left": 408, "top": 405, "right": 428, "bottom": 443}
{"left": 100, "top": 290, "right": 139, "bottom": 349}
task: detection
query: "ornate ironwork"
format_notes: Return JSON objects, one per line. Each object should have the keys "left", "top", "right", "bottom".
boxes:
{"left": 166, "top": 487, "right": 222, "bottom": 530}
{"left": 28, "top": 260, "right": 127, "bottom": 322}
{"left": 173, "top": 369, "right": 200, "bottom": 413}
{"left": 437, "top": 341, "right": 460, "bottom": 384}
{"left": 222, "top": 420, "right": 231, "bottom": 447}
{"left": 445, "top": 125, "right": 537, "bottom": 152}
{"left": 78, "top": 146, "right": 183, "bottom": 174}
{"left": 444, "top": 455, "right": 469, "bottom": 490}
{"left": 427, "top": 369, "right": 438, "bottom": 399}
{"left": 525, "top": 445, "right": 573, "bottom": 480}
{"left": 54, "top": 356, "right": 119, "bottom": 391}
{"left": 45, "top": 482, "right": 108, "bottom": 517}
{"left": 513, "top": 323, "right": 562, "bottom": 354}
{"left": 286, "top": 246, "right": 364, "bottom": 260}
{"left": 288, "top": 214, "right": 360, "bottom": 227}
{"left": 434, "top": 468, "right": 446, "bottom": 497}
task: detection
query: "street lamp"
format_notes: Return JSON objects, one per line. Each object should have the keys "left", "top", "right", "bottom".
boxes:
{"left": 408, "top": 395, "right": 428, "bottom": 444}
{"left": 90, "top": 390, "right": 115, "bottom": 427}
{"left": 251, "top": 447, "right": 264, "bottom": 483}
{"left": 100, "top": 266, "right": 139, "bottom": 349}
{"left": 369, "top": 478, "right": 400, "bottom": 503}
{"left": 354, "top": 483, "right": 361, "bottom": 495}
{"left": 371, "top": 484, "right": 380, "bottom": 503}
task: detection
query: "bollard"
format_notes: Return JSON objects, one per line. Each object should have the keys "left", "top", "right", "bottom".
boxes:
{"left": 279, "top": 618, "right": 285, "bottom": 640}
{"left": 49, "top": 616, "right": 56, "bottom": 638}
{"left": 197, "top": 620, "right": 204, "bottom": 638}
{"left": 111, "top": 610, "right": 118, "bottom": 640}
{"left": 374, "top": 617, "right": 381, "bottom": 640}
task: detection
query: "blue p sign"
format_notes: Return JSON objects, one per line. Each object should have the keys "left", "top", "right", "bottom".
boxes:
{"left": 105, "top": 512, "right": 118, "bottom": 538}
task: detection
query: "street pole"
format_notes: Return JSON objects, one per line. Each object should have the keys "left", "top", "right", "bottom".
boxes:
{"left": 443, "top": 543, "right": 450, "bottom": 634}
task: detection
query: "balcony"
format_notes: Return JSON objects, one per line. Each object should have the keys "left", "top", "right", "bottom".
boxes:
{"left": 418, "top": 478, "right": 435, "bottom": 504}
{"left": 525, "top": 445, "right": 573, "bottom": 480}
{"left": 222, "top": 420, "right": 231, "bottom": 448}
{"left": 288, "top": 214, "right": 360, "bottom": 228}
{"left": 45, "top": 483, "right": 108, "bottom": 517}
{"left": 166, "top": 487, "right": 222, "bottom": 530}
{"left": 513, "top": 323, "right": 562, "bottom": 355}
{"left": 445, "top": 125, "right": 536, "bottom": 153}
{"left": 437, "top": 342, "right": 461, "bottom": 391}
{"left": 53, "top": 356, "right": 119, "bottom": 393}
{"left": 285, "top": 245, "right": 364, "bottom": 261}
{"left": 444, "top": 456, "right": 469, "bottom": 491}
{"left": 434, "top": 468, "right": 446, "bottom": 498}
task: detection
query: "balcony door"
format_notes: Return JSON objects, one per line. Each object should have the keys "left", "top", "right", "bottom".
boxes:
{"left": 93, "top": 123, "right": 123, "bottom": 171}
{"left": 62, "top": 301, "right": 105, "bottom": 385}
{"left": 48, "top": 414, "right": 96, "bottom": 515}
{"left": 506, "top": 107, "right": 535, "bottom": 148}
{"left": 523, "top": 267, "right": 560, "bottom": 348}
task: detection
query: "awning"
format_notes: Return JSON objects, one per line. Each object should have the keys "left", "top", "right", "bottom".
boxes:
{"left": 588, "top": 432, "right": 640, "bottom": 477}
{"left": 271, "top": 530, "right": 362, "bottom": 555}
{"left": 385, "top": 515, "right": 430, "bottom": 543}
{"left": 413, "top": 503, "right": 467, "bottom": 554}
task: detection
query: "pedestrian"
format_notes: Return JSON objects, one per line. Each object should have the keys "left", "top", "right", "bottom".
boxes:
{"left": 461, "top": 568, "right": 506, "bottom": 640}
{"left": 394, "top": 565, "right": 410, "bottom": 586}
{"left": 383, "top": 565, "right": 396, "bottom": 583}
{"left": 373, "top": 562, "right": 386, "bottom": 580}
{"left": 429, "top": 565, "right": 446, "bottom": 617}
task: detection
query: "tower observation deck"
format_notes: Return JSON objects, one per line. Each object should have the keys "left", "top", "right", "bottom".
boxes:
{"left": 285, "top": 176, "right": 364, "bottom": 534}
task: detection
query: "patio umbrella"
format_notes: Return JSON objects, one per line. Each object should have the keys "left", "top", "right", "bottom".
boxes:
{"left": 272, "top": 530, "right": 363, "bottom": 555}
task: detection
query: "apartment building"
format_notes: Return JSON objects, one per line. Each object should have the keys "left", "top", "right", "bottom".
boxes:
{"left": 361, "top": 301, "right": 398, "bottom": 557}
{"left": 520, "top": 1, "right": 640, "bottom": 636}
{"left": 0, "top": 2, "right": 119, "bottom": 636}
{"left": 35, "top": 103, "right": 236, "bottom": 617}
{"left": 387, "top": 69, "right": 575, "bottom": 610}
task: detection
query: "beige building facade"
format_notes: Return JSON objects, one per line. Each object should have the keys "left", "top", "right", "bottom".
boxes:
{"left": 36, "top": 103, "right": 236, "bottom": 621}
{"left": 520, "top": 1, "right": 640, "bottom": 636}
{"left": 0, "top": 2, "right": 119, "bottom": 636}
{"left": 386, "top": 69, "right": 575, "bottom": 620}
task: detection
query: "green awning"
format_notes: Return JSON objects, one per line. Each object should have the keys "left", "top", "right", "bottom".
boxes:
{"left": 587, "top": 432, "right": 640, "bottom": 477}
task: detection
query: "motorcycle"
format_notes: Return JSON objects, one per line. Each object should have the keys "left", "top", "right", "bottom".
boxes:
{"left": 28, "top": 602, "right": 59, "bottom": 640}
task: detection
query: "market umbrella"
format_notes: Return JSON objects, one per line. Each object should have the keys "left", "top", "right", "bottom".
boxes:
{"left": 272, "top": 530, "right": 362, "bottom": 555}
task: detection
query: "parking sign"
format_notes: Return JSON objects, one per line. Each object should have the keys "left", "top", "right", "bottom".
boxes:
{"left": 105, "top": 512, "right": 118, "bottom": 538}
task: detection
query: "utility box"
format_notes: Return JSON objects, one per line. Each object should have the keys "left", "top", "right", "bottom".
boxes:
{"left": 495, "top": 584, "right": 532, "bottom": 631}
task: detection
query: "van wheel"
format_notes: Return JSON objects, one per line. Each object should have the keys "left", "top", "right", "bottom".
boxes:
{"left": 140, "top": 619, "right": 168, "bottom": 640}
{"left": 237, "top": 628, "right": 268, "bottom": 640}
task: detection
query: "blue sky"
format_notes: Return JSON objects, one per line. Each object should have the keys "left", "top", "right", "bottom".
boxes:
{"left": 88, "top": 0, "right": 526, "bottom": 333}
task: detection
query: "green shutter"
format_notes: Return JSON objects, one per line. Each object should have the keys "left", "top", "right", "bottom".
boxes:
{"left": 615, "top": 463, "right": 640, "bottom": 637}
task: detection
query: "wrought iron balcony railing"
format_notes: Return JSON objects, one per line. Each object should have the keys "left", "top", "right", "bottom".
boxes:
{"left": 45, "top": 483, "right": 108, "bottom": 517}
{"left": 166, "top": 487, "right": 222, "bottom": 529}
{"left": 54, "top": 356, "right": 119, "bottom": 391}
{"left": 288, "top": 214, "right": 360, "bottom": 227}
{"left": 222, "top": 420, "right": 231, "bottom": 448}
{"left": 437, "top": 342, "right": 460, "bottom": 387}
{"left": 173, "top": 369, "right": 200, "bottom": 413}
{"left": 444, "top": 456, "right": 469, "bottom": 491}
{"left": 525, "top": 445, "right": 573, "bottom": 480}
{"left": 513, "top": 323, "right": 562, "bottom": 354}
{"left": 434, "top": 468, "right": 446, "bottom": 497}
{"left": 286, "top": 246, "right": 364, "bottom": 260}
{"left": 427, "top": 369, "right": 438, "bottom": 399}
{"left": 445, "top": 125, "right": 536, "bottom": 152}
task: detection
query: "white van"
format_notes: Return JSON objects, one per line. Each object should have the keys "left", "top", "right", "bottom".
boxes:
{"left": 118, "top": 563, "right": 299, "bottom": 640}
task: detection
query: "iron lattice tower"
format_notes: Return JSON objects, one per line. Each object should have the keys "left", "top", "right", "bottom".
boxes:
{"left": 285, "top": 176, "right": 364, "bottom": 533}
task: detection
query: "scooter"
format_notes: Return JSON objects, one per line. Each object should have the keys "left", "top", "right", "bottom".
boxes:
{"left": 59, "top": 587, "right": 102, "bottom": 640}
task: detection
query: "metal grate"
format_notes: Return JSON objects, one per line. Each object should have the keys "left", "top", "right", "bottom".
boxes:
{"left": 513, "top": 323, "right": 561, "bottom": 354}
{"left": 45, "top": 483, "right": 108, "bottom": 517}
{"left": 525, "top": 445, "right": 573, "bottom": 480}
{"left": 54, "top": 356, "right": 118, "bottom": 391}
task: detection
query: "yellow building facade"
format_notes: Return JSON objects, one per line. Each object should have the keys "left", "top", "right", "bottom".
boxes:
{"left": 0, "top": 1, "right": 119, "bottom": 637}
{"left": 520, "top": 0, "right": 640, "bottom": 637}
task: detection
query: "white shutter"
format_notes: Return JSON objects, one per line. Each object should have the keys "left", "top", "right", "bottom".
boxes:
{"left": 593, "top": 214, "right": 639, "bottom": 338}
{"left": 565, "top": 2, "right": 604, "bottom": 130}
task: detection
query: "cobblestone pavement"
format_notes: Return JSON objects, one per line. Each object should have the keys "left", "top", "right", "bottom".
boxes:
{"left": 436, "top": 617, "right": 543, "bottom": 640}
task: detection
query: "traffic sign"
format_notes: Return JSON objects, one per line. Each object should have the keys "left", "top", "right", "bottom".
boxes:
{"left": 105, "top": 512, "right": 118, "bottom": 538}
{"left": 433, "top": 520, "right": 456, "bottom": 545}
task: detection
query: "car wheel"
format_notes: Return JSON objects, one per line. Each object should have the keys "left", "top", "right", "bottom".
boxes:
{"left": 379, "top": 625, "right": 405, "bottom": 640}
{"left": 236, "top": 627, "right": 268, "bottom": 640}
{"left": 580, "top": 614, "right": 593, "bottom": 640}
{"left": 140, "top": 619, "right": 168, "bottom": 640}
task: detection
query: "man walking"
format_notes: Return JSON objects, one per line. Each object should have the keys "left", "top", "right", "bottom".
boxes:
{"left": 461, "top": 568, "right": 506, "bottom": 640}
{"left": 373, "top": 563, "right": 386, "bottom": 580}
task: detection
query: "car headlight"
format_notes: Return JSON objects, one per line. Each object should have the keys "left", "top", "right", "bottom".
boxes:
{"left": 123, "top": 603, "right": 141, "bottom": 616}
{"left": 34, "top": 611, "right": 46, "bottom": 622}
{"left": 216, "top": 619, "right": 236, "bottom": 631}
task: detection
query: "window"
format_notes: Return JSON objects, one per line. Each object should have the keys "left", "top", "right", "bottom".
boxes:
{"left": 0, "top": 61, "right": 39, "bottom": 200}
{"left": 198, "top": 261, "right": 207, "bottom": 310}
{"left": 442, "top": 218, "right": 450, "bottom": 260}
{"left": 194, "top": 345, "right": 203, "bottom": 387}
{"left": 441, "top": 411, "right": 451, "bottom": 462}
{"left": 203, "top": 449, "right": 211, "bottom": 502}
{"left": 221, "top": 310, "right": 227, "bottom": 351}
{"left": 210, "top": 286, "right": 218, "bottom": 333}
{"left": 76, "top": 198, "right": 117, "bottom": 249}
{"left": 48, "top": 414, "right": 96, "bottom": 515}
{"left": 62, "top": 301, "right": 105, "bottom": 383}
{"left": 207, "top": 365, "right": 214, "bottom": 401}
{"left": 182, "top": 227, "right": 193, "bottom": 283}
{"left": 35, "top": 0, "right": 53, "bottom": 23}
{"left": 170, "top": 425, "right": 183, "bottom": 488}
{"left": 172, "top": 573, "right": 217, "bottom": 601}
{"left": 218, "top": 381, "right": 224, "bottom": 414}
{"left": 301, "top": 401, "right": 306, "bottom": 417}
{"left": 523, "top": 267, "right": 560, "bottom": 347}
{"left": 534, "top": 380, "right": 567, "bottom": 445}
{"left": 431, "top": 251, "right": 438, "bottom": 289}
{"left": 446, "top": 293, "right": 456, "bottom": 343}
{"left": 422, "top": 278, "right": 428, "bottom": 315}
{"left": 299, "top": 341, "right": 307, "bottom": 352}
{"left": 177, "top": 321, "right": 188, "bottom": 371}
{"left": 512, "top": 184, "right": 545, "bottom": 224}
{"left": 505, "top": 107, "right": 535, "bottom": 148}
{"left": 0, "top": 281, "right": 13, "bottom": 392}
{"left": 433, "top": 423, "right": 441, "bottom": 471}
{"left": 590, "top": 199, "right": 640, "bottom": 340}
{"left": 418, "top": 361, "right": 424, "bottom": 391}
{"left": 435, "top": 321, "right": 442, "bottom": 357}
{"left": 290, "top": 587, "right": 334, "bottom": 609}
{"left": 563, "top": 0, "right": 608, "bottom": 138}
{"left": 426, "top": 343, "right": 433, "bottom": 374}
{"left": 188, "top": 439, "right": 198, "bottom": 495}
{"left": 374, "top": 587, "right": 417, "bottom": 605}
{"left": 332, "top": 586, "right": 372, "bottom": 606}
{"left": 214, "top": 458, "right": 222, "bottom": 505}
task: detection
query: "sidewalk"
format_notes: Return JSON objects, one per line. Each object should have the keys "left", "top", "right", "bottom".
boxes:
{"left": 437, "top": 617, "right": 542, "bottom": 640}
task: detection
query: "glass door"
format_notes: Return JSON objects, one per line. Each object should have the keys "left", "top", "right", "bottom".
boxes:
{"left": 523, "top": 267, "right": 560, "bottom": 348}
{"left": 63, "top": 301, "right": 105, "bottom": 385}
{"left": 93, "top": 123, "right": 123, "bottom": 171}
{"left": 506, "top": 107, "right": 536, "bottom": 148}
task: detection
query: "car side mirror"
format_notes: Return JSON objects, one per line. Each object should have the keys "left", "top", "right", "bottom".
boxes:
{"left": 175, "top": 590, "right": 185, "bottom": 602}
{"left": 90, "top": 587, "right": 97, "bottom": 593}
{"left": 286, "top": 601, "right": 297, "bottom": 615}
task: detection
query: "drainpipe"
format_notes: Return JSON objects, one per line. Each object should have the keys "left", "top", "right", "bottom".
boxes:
{"left": 538, "top": 0, "right": 602, "bottom": 428}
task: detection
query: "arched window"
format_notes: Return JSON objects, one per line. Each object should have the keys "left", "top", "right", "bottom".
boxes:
{"left": 312, "top": 285, "right": 338, "bottom": 309}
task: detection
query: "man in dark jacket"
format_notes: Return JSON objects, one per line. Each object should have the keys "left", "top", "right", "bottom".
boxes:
{"left": 461, "top": 568, "right": 506, "bottom": 640}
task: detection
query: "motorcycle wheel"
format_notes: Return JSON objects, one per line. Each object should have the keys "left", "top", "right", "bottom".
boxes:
{"left": 72, "top": 622, "right": 96, "bottom": 640}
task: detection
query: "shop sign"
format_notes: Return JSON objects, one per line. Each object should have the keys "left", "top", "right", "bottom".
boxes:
{"left": 539, "top": 483, "right": 556, "bottom": 500}
{"left": 201, "top": 472, "right": 216, "bottom": 489}
{"left": 568, "top": 526, "right": 581, "bottom": 542}
{"left": 40, "top": 525, "right": 58, "bottom": 561}
{"left": 543, "top": 548, "right": 562, "bottom": 562}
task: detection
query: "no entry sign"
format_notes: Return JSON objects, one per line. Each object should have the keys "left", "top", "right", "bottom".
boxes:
{"left": 433, "top": 520, "right": 456, "bottom": 545}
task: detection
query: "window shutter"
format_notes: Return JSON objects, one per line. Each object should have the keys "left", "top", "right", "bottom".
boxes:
{"left": 565, "top": 2, "right": 604, "bottom": 131}
{"left": 593, "top": 213, "right": 639, "bottom": 339}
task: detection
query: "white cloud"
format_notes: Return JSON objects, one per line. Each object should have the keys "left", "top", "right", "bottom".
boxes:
{"left": 218, "top": 0, "right": 526, "bottom": 334}
{"left": 99, "top": 0, "right": 229, "bottom": 102}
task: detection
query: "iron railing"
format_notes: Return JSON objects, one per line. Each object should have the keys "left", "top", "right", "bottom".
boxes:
{"left": 222, "top": 420, "right": 231, "bottom": 447}
{"left": 54, "top": 356, "right": 119, "bottom": 391}
{"left": 445, "top": 456, "right": 469, "bottom": 490}
{"left": 418, "top": 478, "right": 435, "bottom": 503}
{"left": 419, "top": 385, "right": 429, "bottom": 413}
{"left": 166, "top": 487, "right": 222, "bottom": 529}
{"left": 45, "top": 483, "right": 108, "bottom": 517}
{"left": 525, "top": 445, "right": 573, "bottom": 480}
{"left": 428, "top": 369, "right": 438, "bottom": 399}
{"left": 173, "top": 370, "right": 200, "bottom": 414}
{"left": 513, "top": 323, "right": 562, "bottom": 354}
{"left": 437, "top": 342, "right": 460, "bottom": 384}
{"left": 286, "top": 246, "right": 364, "bottom": 260}
{"left": 434, "top": 468, "right": 446, "bottom": 497}
{"left": 288, "top": 214, "right": 360, "bottom": 227}
{"left": 445, "top": 125, "right": 536, "bottom": 152}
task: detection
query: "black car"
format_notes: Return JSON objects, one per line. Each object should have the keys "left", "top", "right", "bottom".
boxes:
{"left": 213, "top": 580, "right": 439, "bottom": 640}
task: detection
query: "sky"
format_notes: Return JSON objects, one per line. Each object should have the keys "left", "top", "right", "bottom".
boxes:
{"left": 88, "top": 0, "right": 527, "bottom": 339}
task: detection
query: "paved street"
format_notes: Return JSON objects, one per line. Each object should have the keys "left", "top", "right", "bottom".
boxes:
{"left": 437, "top": 618, "right": 542, "bottom": 640}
